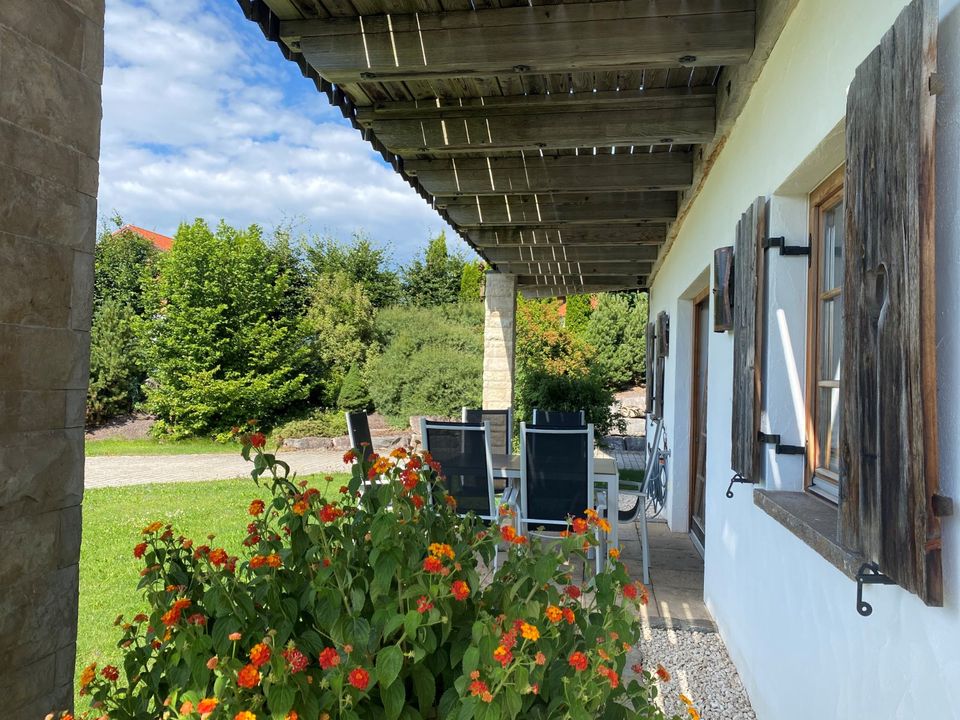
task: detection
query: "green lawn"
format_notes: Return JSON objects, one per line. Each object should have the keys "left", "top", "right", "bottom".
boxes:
{"left": 85, "top": 436, "right": 238, "bottom": 456}
{"left": 76, "top": 474, "right": 348, "bottom": 703}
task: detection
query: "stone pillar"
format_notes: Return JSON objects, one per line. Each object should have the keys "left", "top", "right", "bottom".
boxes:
{"left": 482, "top": 272, "right": 517, "bottom": 410}
{"left": 0, "top": 1, "right": 103, "bottom": 717}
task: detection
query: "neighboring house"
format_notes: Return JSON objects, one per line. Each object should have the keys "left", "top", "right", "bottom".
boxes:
{"left": 244, "top": 0, "right": 960, "bottom": 716}
{"left": 115, "top": 224, "right": 174, "bottom": 252}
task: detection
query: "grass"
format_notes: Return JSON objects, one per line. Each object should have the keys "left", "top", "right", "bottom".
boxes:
{"left": 76, "top": 473, "right": 348, "bottom": 703}
{"left": 84, "top": 437, "right": 238, "bottom": 456}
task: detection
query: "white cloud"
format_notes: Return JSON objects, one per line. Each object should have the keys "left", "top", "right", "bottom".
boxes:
{"left": 99, "top": 0, "right": 467, "bottom": 261}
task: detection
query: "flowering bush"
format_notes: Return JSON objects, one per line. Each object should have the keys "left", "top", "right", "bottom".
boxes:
{"left": 61, "top": 434, "right": 693, "bottom": 720}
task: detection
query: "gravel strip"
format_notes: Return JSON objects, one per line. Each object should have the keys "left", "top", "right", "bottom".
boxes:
{"left": 627, "top": 625, "right": 756, "bottom": 720}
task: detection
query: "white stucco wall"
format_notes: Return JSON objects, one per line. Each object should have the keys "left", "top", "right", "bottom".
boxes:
{"left": 647, "top": 0, "right": 960, "bottom": 717}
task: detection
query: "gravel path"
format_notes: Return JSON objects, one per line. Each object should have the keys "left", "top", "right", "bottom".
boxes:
{"left": 626, "top": 625, "right": 756, "bottom": 720}
{"left": 84, "top": 449, "right": 349, "bottom": 489}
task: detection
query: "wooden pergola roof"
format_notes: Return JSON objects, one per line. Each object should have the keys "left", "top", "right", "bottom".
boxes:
{"left": 239, "top": 0, "right": 758, "bottom": 296}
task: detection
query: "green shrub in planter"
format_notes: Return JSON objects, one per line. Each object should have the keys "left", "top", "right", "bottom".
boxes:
{"left": 337, "top": 364, "right": 372, "bottom": 413}
{"left": 63, "top": 439, "right": 688, "bottom": 720}
{"left": 274, "top": 408, "right": 348, "bottom": 439}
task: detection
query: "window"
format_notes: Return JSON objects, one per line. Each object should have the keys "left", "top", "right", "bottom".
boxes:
{"left": 806, "top": 168, "right": 844, "bottom": 501}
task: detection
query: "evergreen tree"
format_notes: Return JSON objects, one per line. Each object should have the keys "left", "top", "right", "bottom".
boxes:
{"left": 304, "top": 232, "right": 402, "bottom": 308}
{"left": 563, "top": 294, "right": 593, "bottom": 336}
{"left": 87, "top": 298, "right": 144, "bottom": 423}
{"left": 583, "top": 292, "right": 649, "bottom": 387}
{"left": 93, "top": 222, "right": 159, "bottom": 313}
{"left": 402, "top": 232, "right": 467, "bottom": 306}
{"left": 459, "top": 260, "right": 486, "bottom": 302}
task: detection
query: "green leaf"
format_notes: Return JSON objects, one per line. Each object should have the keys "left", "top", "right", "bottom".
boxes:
{"left": 462, "top": 646, "right": 479, "bottom": 675}
{"left": 376, "top": 645, "right": 404, "bottom": 689}
{"left": 411, "top": 664, "right": 436, "bottom": 712}
{"left": 266, "top": 683, "right": 296, "bottom": 718}
{"left": 381, "top": 678, "right": 406, "bottom": 720}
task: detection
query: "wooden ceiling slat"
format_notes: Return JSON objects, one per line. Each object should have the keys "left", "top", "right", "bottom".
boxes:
{"left": 468, "top": 225, "right": 666, "bottom": 246}
{"left": 495, "top": 260, "right": 652, "bottom": 275}
{"left": 519, "top": 281, "right": 644, "bottom": 298}
{"left": 484, "top": 244, "right": 659, "bottom": 262}
{"left": 285, "top": 0, "right": 755, "bottom": 84}
{"left": 440, "top": 191, "right": 677, "bottom": 226}
{"left": 409, "top": 152, "right": 693, "bottom": 195}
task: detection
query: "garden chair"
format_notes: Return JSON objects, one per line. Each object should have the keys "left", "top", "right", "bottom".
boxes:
{"left": 516, "top": 422, "right": 608, "bottom": 574}
{"left": 531, "top": 409, "right": 586, "bottom": 427}
{"left": 421, "top": 419, "right": 517, "bottom": 568}
{"left": 345, "top": 411, "right": 373, "bottom": 461}
{"left": 462, "top": 407, "right": 513, "bottom": 490}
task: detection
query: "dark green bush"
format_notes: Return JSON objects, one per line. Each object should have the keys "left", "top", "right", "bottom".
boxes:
{"left": 459, "top": 260, "right": 485, "bottom": 302}
{"left": 516, "top": 368, "right": 625, "bottom": 438}
{"left": 87, "top": 298, "right": 144, "bottom": 424}
{"left": 367, "top": 303, "right": 483, "bottom": 423}
{"left": 563, "top": 294, "right": 593, "bottom": 336}
{"left": 337, "top": 363, "right": 372, "bottom": 412}
{"left": 273, "top": 408, "right": 348, "bottom": 439}
{"left": 584, "top": 292, "right": 649, "bottom": 387}
{"left": 93, "top": 223, "right": 158, "bottom": 313}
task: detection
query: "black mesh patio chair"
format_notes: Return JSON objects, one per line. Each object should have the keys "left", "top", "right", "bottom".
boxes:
{"left": 461, "top": 407, "right": 513, "bottom": 455}
{"left": 345, "top": 411, "right": 373, "bottom": 461}
{"left": 517, "top": 422, "right": 607, "bottom": 573}
{"left": 420, "top": 419, "right": 501, "bottom": 520}
{"left": 530, "top": 408, "right": 586, "bottom": 427}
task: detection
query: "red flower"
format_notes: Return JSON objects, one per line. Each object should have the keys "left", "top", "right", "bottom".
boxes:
{"left": 343, "top": 449, "right": 357, "bottom": 463}
{"left": 101, "top": 665, "right": 119, "bottom": 682}
{"left": 571, "top": 517, "right": 589, "bottom": 534}
{"left": 348, "top": 667, "right": 370, "bottom": 691}
{"left": 161, "top": 598, "right": 191, "bottom": 626}
{"left": 319, "top": 504, "right": 343, "bottom": 523}
{"left": 451, "top": 580, "right": 470, "bottom": 601}
{"left": 470, "top": 680, "right": 492, "bottom": 702}
{"left": 562, "top": 607, "right": 576, "bottom": 625}
{"left": 417, "top": 595, "right": 434, "bottom": 614}
{"left": 422, "top": 556, "right": 444, "bottom": 574}
{"left": 250, "top": 432, "right": 267, "bottom": 449}
{"left": 411, "top": 494, "right": 425, "bottom": 508}
{"left": 133, "top": 542, "right": 148, "bottom": 559}
{"left": 187, "top": 613, "right": 207, "bottom": 626}
{"left": 237, "top": 664, "right": 261, "bottom": 688}
{"left": 249, "top": 642, "right": 271, "bottom": 667}
{"left": 282, "top": 647, "right": 309, "bottom": 674}
{"left": 599, "top": 666, "right": 620, "bottom": 688}
{"left": 623, "top": 583, "right": 638, "bottom": 600}
{"left": 248, "top": 499, "right": 265, "bottom": 516}
{"left": 208, "top": 548, "right": 228, "bottom": 566}
{"left": 400, "top": 469, "right": 419, "bottom": 490}
{"left": 318, "top": 647, "right": 340, "bottom": 670}
{"left": 568, "top": 652, "right": 589, "bottom": 672}
{"left": 565, "top": 585, "right": 581, "bottom": 599}
{"left": 493, "top": 645, "right": 513, "bottom": 667}
{"left": 656, "top": 664, "right": 671, "bottom": 682}
{"left": 196, "top": 698, "right": 218, "bottom": 715}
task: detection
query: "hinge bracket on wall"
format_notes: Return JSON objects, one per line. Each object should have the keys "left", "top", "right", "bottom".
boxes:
{"left": 856, "top": 562, "right": 896, "bottom": 617}
{"left": 762, "top": 236, "right": 811, "bottom": 257}
{"left": 757, "top": 431, "right": 805, "bottom": 456}
{"left": 725, "top": 473, "right": 756, "bottom": 499}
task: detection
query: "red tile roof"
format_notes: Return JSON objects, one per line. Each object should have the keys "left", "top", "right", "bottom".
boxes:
{"left": 116, "top": 224, "right": 174, "bottom": 252}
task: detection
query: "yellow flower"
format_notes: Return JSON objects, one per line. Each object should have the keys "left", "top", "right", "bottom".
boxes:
{"left": 687, "top": 708, "right": 701, "bottom": 720}
{"left": 520, "top": 623, "right": 540, "bottom": 642}
{"left": 545, "top": 605, "right": 563, "bottom": 623}
{"left": 680, "top": 694, "right": 693, "bottom": 707}
{"left": 428, "top": 543, "right": 455, "bottom": 560}
{"left": 608, "top": 548, "right": 620, "bottom": 559}
{"left": 597, "top": 518, "right": 612, "bottom": 533}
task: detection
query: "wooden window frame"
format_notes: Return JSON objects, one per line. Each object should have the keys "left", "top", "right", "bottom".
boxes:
{"left": 804, "top": 166, "right": 845, "bottom": 501}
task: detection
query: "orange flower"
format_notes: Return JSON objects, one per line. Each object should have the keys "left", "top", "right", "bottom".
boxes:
{"left": 348, "top": 667, "right": 370, "bottom": 691}
{"left": 623, "top": 583, "right": 638, "bottom": 600}
{"left": 237, "top": 664, "right": 261, "bottom": 688}
{"left": 535, "top": 652, "right": 546, "bottom": 666}
{"left": 571, "top": 517, "right": 589, "bottom": 534}
{"left": 292, "top": 499, "right": 309, "bottom": 515}
{"left": 597, "top": 518, "right": 612, "bottom": 533}
{"left": 493, "top": 645, "right": 513, "bottom": 667}
{"left": 266, "top": 553, "right": 282, "bottom": 568}
{"left": 196, "top": 698, "right": 218, "bottom": 716}
{"left": 608, "top": 548, "right": 620, "bottom": 560}
{"left": 286, "top": 712, "right": 299, "bottom": 720}
{"left": 234, "top": 713, "right": 256, "bottom": 720}
{"left": 249, "top": 642, "right": 271, "bottom": 668}
{"left": 500, "top": 525, "right": 517, "bottom": 542}
{"left": 208, "top": 548, "right": 228, "bottom": 566}
{"left": 520, "top": 623, "right": 540, "bottom": 641}
{"left": 428, "top": 543, "right": 455, "bottom": 560}
{"left": 79, "top": 663, "right": 96, "bottom": 689}
{"left": 598, "top": 666, "right": 620, "bottom": 688}
{"left": 444, "top": 495, "right": 457, "bottom": 509}
{"left": 180, "top": 700, "right": 195, "bottom": 715}
{"left": 656, "top": 664, "right": 671, "bottom": 682}
{"left": 498, "top": 504, "right": 515, "bottom": 518}
{"left": 411, "top": 494, "right": 425, "bottom": 509}
{"left": 229, "top": 632, "right": 242, "bottom": 641}
{"left": 142, "top": 521, "right": 164, "bottom": 534}
{"left": 568, "top": 651, "right": 588, "bottom": 671}
{"left": 470, "top": 680, "right": 493, "bottom": 702}
{"left": 451, "top": 580, "right": 470, "bottom": 601}
{"left": 248, "top": 499, "right": 265, "bottom": 516}
{"left": 562, "top": 607, "right": 576, "bottom": 624}
{"left": 545, "top": 605, "right": 563, "bottom": 623}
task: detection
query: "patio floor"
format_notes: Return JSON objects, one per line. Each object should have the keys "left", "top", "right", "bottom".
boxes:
{"left": 619, "top": 517, "right": 715, "bottom": 632}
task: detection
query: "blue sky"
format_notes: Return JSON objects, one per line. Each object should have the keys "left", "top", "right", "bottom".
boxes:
{"left": 99, "top": 0, "right": 466, "bottom": 261}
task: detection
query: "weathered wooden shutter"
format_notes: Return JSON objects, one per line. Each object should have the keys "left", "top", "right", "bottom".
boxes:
{"left": 713, "top": 246, "right": 734, "bottom": 333}
{"left": 653, "top": 312, "right": 669, "bottom": 419}
{"left": 644, "top": 321, "right": 656, "bottom": 414}
{"left": 841, "top": 0, "right": 943, "bottom": 605}
{"left": 730, "top": 198, "right": 766, "bottom": 481}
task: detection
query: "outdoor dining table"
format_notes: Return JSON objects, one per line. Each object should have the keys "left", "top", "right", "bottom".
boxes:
{"left": 490, "top": 453, "right": 621, "bottom": 550}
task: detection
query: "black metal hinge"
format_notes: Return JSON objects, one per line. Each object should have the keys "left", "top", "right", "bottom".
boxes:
{"left": 725, "top": 473, "right": 756, "bottom": 499}
{"left": 757, "top": 432, "right": 805, "bottom": 456}
{"left": 856, "top": 562, "right": 896, "bottom": 617}
{"left": 762, "top": 236, "right": 811, "bottom": 257}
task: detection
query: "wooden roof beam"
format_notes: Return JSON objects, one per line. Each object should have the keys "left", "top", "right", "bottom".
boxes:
{"left": 469, "top": 226, "right": 666, "bottom": 247}
{"left": 518, "top": 281, "right": 646, "bottom": 298}
{"left": 441, "top": 191, "right": 676, "bottom": 227}
{"left": 285, "top": 0, "right": 755, "bottom": 84}
{"left": 483, "top": 244, "right": 659, "bottom": 263}
{"left": 356, "top": 88, "right": 715, "bottom": 153}
{"left": 494, "top": 260, "right": 652, "bottom": 275}
{"left": 408, "top": 152, "right": 693, "bottom": 196}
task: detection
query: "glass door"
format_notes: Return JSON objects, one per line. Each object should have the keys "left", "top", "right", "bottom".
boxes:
{"left": 689, "top": 293, "right": 710, "bottom": 551}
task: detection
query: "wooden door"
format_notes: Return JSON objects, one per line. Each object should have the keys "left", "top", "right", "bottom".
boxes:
{"left": 689, "top": 292, "right": 710, "bottom": 550}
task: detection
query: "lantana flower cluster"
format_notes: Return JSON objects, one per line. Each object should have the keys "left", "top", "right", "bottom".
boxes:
{"left": 56, "top": 429, "right": 691, "bottom": 720}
